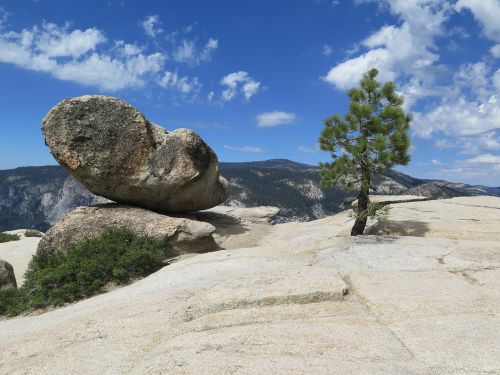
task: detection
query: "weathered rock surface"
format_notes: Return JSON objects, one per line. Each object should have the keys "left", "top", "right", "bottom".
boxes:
{"left": 42, "top": 95, "right": 228, "bottom": 212}
{"left": 0, "top": 259, "right": 17, "bottom": 289}
{"left": 1, "top": 196, "right": 499, "bottom": 374}
{"left": 37, "top": 204, "right": 218, "bottom": 257}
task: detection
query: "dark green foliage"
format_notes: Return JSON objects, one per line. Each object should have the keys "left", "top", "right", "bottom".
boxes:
{"left": 0, "top": 232, "right": 19, "bottom": 243}
{"left": 0, "top": 228, "right": 168, "bottom": 316}
{"left": 24, "top": 230, "right": 43, "bottom": 237}
{"left": 319, "top": 69, "right": 412, "bottom": 235}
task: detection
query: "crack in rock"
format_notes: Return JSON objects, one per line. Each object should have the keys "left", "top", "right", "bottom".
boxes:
{"left": 184, "top": 288, "right": 348, "bottom": 322}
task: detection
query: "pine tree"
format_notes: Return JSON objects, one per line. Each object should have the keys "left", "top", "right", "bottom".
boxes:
{"left": 319, "top": 68, "right": 411, "bottom": 235}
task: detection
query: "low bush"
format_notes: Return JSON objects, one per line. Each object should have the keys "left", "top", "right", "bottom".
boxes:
{"left": 24, "top": 230, "right": 43, "bottom": 238}
{"left": 0, "top": 232, "right": 20, "bottom": 243}
{"left": 0, "top": 228, "right": 169, "bottom": 316}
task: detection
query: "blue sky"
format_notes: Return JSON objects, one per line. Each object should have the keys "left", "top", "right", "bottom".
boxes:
{"left": 0, "top": 0, "right": 499, "bottom": 186}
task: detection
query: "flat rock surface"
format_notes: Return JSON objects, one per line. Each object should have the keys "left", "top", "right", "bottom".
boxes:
{"left": 0, "top": 230, "right": 41, "bottom": 285}
{"left": 1, "top": 196, "right": 499, "bottom": 374}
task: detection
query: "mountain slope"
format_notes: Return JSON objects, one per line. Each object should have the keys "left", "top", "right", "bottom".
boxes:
{"left": 0, "top": 160, "right": 498, "bottom": 231}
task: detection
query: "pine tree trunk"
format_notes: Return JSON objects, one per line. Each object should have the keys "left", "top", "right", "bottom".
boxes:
{"left": 351, "top": 166, "right": 370, "bottom": 236}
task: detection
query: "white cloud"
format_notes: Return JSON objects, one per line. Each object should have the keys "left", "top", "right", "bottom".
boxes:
{"left": 224, "top": 145, "right": 264, "bottom": 153}
{"left": 242, "top": 80, "right": 260, "bottom": 100}
{"left": 0, "top": 20, "right": 165, "bottom": 91}
{"left": 173, "top": 40, "right": 195, "bottom": 63}
{"left": 115, "top": 41, "right": 142, "bottom": 56}
{"left": 459, "top": 131, "right": 500, "bottom": 154}
{"left": 36, "top": 23, "right": 106, "bottom": 58}
{"left": 491, "top": 44, "right": 500, "bottom": 58}
{"left": 325, "top": 1, "right": 500, "bottom": 157}
{"left": 465, "top": 153, "right": 500, "bottom": 164}
{"left": 455, "top": 0, "right": 500, "bottom": 42}
{"left": 173, "top": 37, "right": 218, "bottom": 66}
{"left": 412, "top": 63, "right": 500, "bottom": 141}
{"left": 323, "top": 48, "right": 393, "bottom": 90}
{"left": 413, "top": 96, "right": 500, "bottom": 138}
{"left": 220, "top": 71, "right": 261, "bottom": 101}
{"left": 431, "top": 159, "right": 442, "bottom": 165}
{"left": 256, "top": 111, "right": 296, "bottom": 127}
{"left": 201, "top": 38, "right": 218, "bottom": 60}
{"left": 323, "top": 0, "right": 450, "bottom": 91}
{"left": 142, "top": 15, "right": 163, "bottom": 38}
{"left": 157, "top": 70, "right": 201, "bottom": 96}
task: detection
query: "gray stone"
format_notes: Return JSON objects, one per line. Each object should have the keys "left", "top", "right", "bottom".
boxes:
{"left": 0, "top": 259, "right": 17, "bottom": 289}
{"left": 36, "top": 204, "right": 218, "bottom": 257}
{"left": 42, "top": 95, "right": 228, "bottom": 212}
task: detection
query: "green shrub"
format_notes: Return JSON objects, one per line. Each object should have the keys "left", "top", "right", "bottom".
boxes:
{"left": 0, "top": 232, "right": 20, "bottom": 243}
{"left": 0, "top": 228, "right": 168, "bottom": 316}
{"left": 24, "top": 230, "right": 43, "bottom": 237}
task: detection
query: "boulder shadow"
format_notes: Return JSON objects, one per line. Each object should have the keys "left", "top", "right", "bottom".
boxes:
{"left": 366, "top": 220, "right": 430, "bottom": 237}
{"left": 188, "top": 211, "right": 250, "bottom": 238}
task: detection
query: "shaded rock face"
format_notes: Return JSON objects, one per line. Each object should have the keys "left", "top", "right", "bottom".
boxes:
{"left": 0, "top": 260, "right": 17, "bottom": 289}
{"left": 42, "top": 96, "right": 228, "bottom": 213}
{"left": 37, "top": 204, "right": 218, "bottom": 257}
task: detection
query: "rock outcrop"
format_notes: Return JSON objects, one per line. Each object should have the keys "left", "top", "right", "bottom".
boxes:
{"left": 42, "top": 95, "right": 228, "bottom": 212}
{"left": 0, "top": 259, "right": 17, "bottom": 289}
{"left": 37, "top": 204, "right": 218, "bottom": 257}
{"left": 0, "top": 197, "right": 500, "bottom": 373}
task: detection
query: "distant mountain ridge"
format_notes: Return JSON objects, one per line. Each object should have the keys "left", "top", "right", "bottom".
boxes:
{"left": 1, "top": 159, "right": 499, "bottom": 231}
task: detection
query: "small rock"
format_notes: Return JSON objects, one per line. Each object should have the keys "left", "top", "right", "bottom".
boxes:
{"left": 37, "top": 204, "right": 218, "bottom": 257}
{"left": 42, "top": 95, "right": 228, "bottom": 212}
{"left": 0, "top": 260, "right": 17, "bottom": 289}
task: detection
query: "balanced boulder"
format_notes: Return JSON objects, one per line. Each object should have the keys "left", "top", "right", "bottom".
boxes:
{"left": 36, "top": 204, "right": 218, "bottom": 257}
{"left": 42, "top": 96, "right": 228, "bottom": 212}
{"left": 0, "top": 260, "right": 17, "bottom": 289}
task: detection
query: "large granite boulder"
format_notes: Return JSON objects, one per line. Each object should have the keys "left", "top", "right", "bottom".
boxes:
{"left": 42, "top": 95, "right": 228, "bottom": 213}
{"left": 0, "top": 260, "right": 17, "bottom": 289}
{"left": 36, "top": 204, "right": 218, "bottom": 257}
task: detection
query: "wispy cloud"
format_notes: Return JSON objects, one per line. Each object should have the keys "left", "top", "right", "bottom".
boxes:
{"left": 0, "top": 13, "right": 216, "bottom": 96}
{"left": 434, "top": 139, "right": 455, "bottom": 150}
{"left": 465, "top": 154, "right": 500, "bottom": 164}
{"left": 0, "top": 7, "right": 9, "bottom": 29}
{"left": 173, "top": 37, "right": 218, "bottom": 66}
{"left": 220, "top": 71, "right": 261, "bottom": 101}
{"left": 157, "top": 71, "right": 201, "bottom": 98}
{"left": 298, "top": 144, "right": 319, "bottom": 153}
{"left": 224, "top": 144, "right": 264, "bottom": 153}
{"left": 322, "top": 44, "right": 333, "bottom": 57}
{"left": 256, "top": 111, "right": 296, "bottom": 127}
{"left": 142, "top": 15, "right": 163, "bottom": 38}
{"left": 0, "top": 21, "right": 165, "bottom": 91}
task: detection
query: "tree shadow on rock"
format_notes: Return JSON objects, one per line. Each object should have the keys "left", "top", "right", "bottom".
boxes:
{"left": 366, "top": 220, "right": 430, "bottom": 237}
